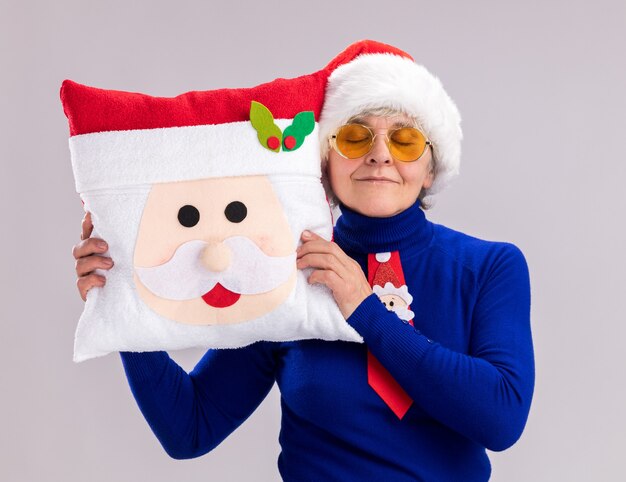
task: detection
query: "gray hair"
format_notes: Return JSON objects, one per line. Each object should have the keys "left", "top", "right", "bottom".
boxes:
{"left": 320, "top": 107, "right": 437, "bottom": 210}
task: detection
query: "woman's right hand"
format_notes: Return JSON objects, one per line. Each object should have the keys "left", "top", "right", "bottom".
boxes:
{"left": 72, "top": 211, "right": 114, "bottom": 301}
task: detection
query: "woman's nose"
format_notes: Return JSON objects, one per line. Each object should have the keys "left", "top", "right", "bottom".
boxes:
{"left": 201, "top": 242, "right": 232, "bottom": 272}
{"left": 365, "top": 134, "right": 392, "bottom": 164}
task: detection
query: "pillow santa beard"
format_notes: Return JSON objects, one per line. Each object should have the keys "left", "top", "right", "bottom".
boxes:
{"left": 62, "top": 80, "right": 364, "bottom": 362}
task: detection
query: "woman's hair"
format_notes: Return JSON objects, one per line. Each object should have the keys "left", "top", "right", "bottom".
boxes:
{"left": 321, "top": 106, "right": 437, "bottom": 210}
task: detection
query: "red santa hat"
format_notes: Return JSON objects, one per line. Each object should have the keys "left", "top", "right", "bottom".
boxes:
{"left": 372, "top": 259, "right": 401, "bottom": 288}
{"left": 61, "top": 74, "right": 331, "bottom": 193}
{"left": 319, "top": 40, "right": 463, "bottom": 194}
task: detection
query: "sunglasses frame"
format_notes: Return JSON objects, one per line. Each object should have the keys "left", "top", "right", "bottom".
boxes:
{"left": 329, "top": 123, "right": 432, "bottom": 163}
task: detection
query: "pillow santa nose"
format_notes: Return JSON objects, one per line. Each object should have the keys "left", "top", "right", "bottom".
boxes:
{"left": 201, "top": 242, "right": 232, "bottom": 272}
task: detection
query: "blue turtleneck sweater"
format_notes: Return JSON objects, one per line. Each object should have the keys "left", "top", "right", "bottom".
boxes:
{"left": 120, "top": 201, "right": 534, "bottom": 481}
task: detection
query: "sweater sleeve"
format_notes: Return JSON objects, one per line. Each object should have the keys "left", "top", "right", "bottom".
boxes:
{"left": 120, "top": 341, "right": 277, "bottom": 459}
{"left": 346, "top": 244, "right": 534, "bottom": 452}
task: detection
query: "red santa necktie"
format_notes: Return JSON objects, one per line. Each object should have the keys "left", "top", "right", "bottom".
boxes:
{"left": 367, "top": 251, "right": 414, "bottom": 419}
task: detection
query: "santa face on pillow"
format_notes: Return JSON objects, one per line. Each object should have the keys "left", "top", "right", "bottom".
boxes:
{"left": 133, "top": 175, "right": 297, "bottom": 325}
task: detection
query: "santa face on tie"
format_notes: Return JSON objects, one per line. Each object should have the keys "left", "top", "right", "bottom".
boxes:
{"left": 133, "top": 175, "right": 297, "bottom": 325}
{"left": 373, "top": 282, "right": 415, "bottom": 322}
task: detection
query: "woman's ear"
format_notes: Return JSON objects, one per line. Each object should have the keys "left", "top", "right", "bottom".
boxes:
{"left": 422, "top": 160, "right": 435, "bottom": 190}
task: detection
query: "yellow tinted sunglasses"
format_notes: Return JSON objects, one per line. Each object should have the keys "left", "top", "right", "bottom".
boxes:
{"left": 330, "top": 123, "right": 432, "bottom": 162}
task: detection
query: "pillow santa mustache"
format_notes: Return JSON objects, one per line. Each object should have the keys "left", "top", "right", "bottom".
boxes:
{"left": 135, "top": 236, "right": 296, "bottom": 305}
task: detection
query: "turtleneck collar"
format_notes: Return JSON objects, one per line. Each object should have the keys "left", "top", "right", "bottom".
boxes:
{"left": 333, "top": 200, "right": 433, "bottom": 254}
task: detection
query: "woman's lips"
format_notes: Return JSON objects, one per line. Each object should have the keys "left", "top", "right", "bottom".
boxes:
{"left": 201, "top": 283, "right": 241, "bottom": 308}
{"left": 356, "top": 177, "right": 398, "bottom": 183}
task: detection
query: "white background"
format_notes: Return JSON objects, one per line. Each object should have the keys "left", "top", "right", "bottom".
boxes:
{"left": 1, "top": 0, "right": 625, "bottom": 480}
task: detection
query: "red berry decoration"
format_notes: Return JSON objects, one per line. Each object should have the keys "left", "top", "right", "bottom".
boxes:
{"left": 267, "top": 136, "right": 280, "bottom": 150}
{"left": 283, "top": 135, "right": 296, "bottom": 150}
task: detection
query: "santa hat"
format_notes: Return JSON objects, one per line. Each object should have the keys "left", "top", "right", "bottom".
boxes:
{"left": 372, "top": 260, "right": 401, "bottom": 288}
{"left": 61, "top": 74, "right": 330, "bottom": 193}
{"left": 319, "top": 40, "right": 463, "bottom": 194}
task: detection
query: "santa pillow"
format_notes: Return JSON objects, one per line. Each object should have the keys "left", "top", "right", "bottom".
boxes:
{"left": 61, "top": 40, "right": 418, "bottom": 361}
{"left": 61, "top": 72, "right": 362, "bottom": 361}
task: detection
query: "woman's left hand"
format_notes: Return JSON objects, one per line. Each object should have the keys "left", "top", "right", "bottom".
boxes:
{"left": 296, "top": 230, "right": 373, "bottom": 319}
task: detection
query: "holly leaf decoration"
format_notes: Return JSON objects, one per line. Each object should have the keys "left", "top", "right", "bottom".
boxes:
{"left": 282, "top": 111, "right": 315, "bottom": 152}
{"left": 250, "top": 101, "right": 283, "bottom": 152}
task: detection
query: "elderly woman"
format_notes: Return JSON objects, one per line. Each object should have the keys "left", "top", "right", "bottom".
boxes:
{"left": 73, "top": 42, "right": 534, "bottom": 481}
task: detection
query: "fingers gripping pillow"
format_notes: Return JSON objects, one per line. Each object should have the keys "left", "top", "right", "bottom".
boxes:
{"left": 60, "top": 66, "right": 373, "bottom": 361}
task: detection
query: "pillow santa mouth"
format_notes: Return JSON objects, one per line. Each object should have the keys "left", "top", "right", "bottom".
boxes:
{"left": 201, "top": 283, "right": 241, "bottom": 308}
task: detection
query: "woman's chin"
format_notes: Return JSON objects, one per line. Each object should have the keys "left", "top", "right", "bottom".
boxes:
{"left": 344, "top": 201, "right": 406, "bottom": 218}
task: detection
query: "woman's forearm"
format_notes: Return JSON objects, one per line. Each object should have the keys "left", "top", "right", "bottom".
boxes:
{"left": 120, "top": 342, "right": 277, "bottom": 459}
